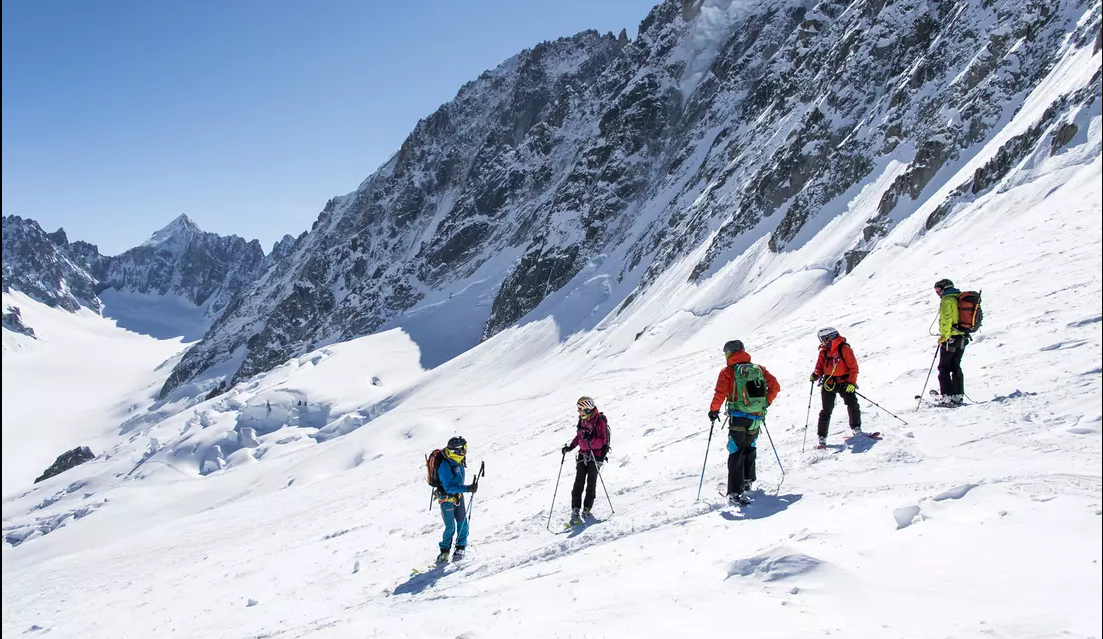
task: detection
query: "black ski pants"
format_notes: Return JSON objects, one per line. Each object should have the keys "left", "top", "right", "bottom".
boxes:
{"left": 570, "top": 455, "right": 600, "bottom": 510}
{"left": 818, "top": 382, "right": 861, "bottom": 437}
{"left": 727, "top": 418, "right": 759, "bottom": 496}
{"left": 938, "top": 335, "right": 967, "bottom": 396}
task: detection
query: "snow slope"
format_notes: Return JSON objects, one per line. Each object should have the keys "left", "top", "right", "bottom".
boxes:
{"left": 2, "top": 15, "right": 1101, "bottom": 639}
{"left": 1, "top": 291, "right": 188, "bottom": 495}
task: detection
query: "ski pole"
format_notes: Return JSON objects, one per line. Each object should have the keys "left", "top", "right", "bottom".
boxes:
{"left": 854, "top": 391, "right": 909, "bottom": 425}
{"left": 546, "top": 451, "right": 566, "bottom": 532}
{"left": 916, "top": 344, "right": 940, "bottom": 409}
{"left": 466, "top": 461, "right": 486, "bottom": 521}
{"left": 588, "top": 452, "right": 615, "bottom": 515}
{"left": 761, "top": 419, "right": 785, "bottom": 493}
{"left": 802, "top": 381, "right": 815, "bottom": 454}
{"left": 696, "top": 414, "right": 725, "bottom": 501}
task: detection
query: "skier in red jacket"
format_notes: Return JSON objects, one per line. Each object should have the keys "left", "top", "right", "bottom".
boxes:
{"left": 810, "top": 327, "right": 863, "bottom": 448}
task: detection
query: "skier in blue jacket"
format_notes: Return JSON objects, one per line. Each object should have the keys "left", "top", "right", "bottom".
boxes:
{"left": 436, "top": 436, "right": 478, "bottom": 564}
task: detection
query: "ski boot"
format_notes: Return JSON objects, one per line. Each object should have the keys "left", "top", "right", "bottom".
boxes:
{"left": 436, "top": 548, "right": 450, "bottom": 565}
{"left": 728, "top": 492, "right": 751, "bottom": 506}
{"left": 451, "top": 546, "right": 465, "bottom": 561}
{"left": 569, "top": 508, "right": 584, "bottom": 526}
{"left": 817, "top": 436, "right": 827, "bottom": 449}
{"left": 934, "top": 393, "right": 956, "bottom": 407}
{"left": 743, "top": 479, "right": 754, "bottom": 493}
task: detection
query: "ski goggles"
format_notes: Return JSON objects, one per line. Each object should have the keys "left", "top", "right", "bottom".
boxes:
{"left": 444, "top": 446, "right": 466, "bottom": 463}
{"left": 578, "top": 406, "right": 596, "bottom": 418}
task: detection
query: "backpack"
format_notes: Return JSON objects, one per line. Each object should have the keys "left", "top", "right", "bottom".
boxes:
{"left": 956, "top": 290, "right": 983, "bottom": 333}
{"left": 727, "top": 363, "right": 770, "bottom": 416}
{"left": 425, "top": 449, "right": 445, "bottom": 489}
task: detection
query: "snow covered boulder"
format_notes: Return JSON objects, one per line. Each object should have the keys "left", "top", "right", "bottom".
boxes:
{"left": 33, "top": 446, "right": 95, "bottom": 483}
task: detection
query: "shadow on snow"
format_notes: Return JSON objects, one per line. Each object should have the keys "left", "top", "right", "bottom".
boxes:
{"left": 719, "top": 492, "right": 804, "bottom": 521}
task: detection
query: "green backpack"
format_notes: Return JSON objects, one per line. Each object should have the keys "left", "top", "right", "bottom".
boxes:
{"left": 727, "top": 363, "right": 770, "bottom": 424}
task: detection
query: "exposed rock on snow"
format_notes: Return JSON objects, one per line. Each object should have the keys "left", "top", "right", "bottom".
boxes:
{"left": 33, "top": 446, "right": 95, "bottom": 484}
{"left": 2, "top": 305, "right": 35, "bottom": 338}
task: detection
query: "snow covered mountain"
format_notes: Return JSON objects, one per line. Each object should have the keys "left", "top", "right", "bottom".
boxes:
{"left": 1, "top": 214, "right": 288, "bottom": 337}
{"left": 161, "top": 0, "right": 1103, "bottom": 400}
{"left": 99, "top": 214, "right": 269, "bottom": 321}
{"left": 1, "top": 0, "right": 1099, "bottom": 635}
{"left": 2, "top": 216, "right": 103, "bottom": 314}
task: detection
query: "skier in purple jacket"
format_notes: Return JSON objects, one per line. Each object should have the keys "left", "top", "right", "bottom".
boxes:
{"left": 561, "top": 396, "right": 609, "bottom": 526}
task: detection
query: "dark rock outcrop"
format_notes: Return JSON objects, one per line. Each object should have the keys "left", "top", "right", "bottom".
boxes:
{"left": 34, "top": 446, "right": 95, "bottom": 483}
{"left": 2, "top": 216, "right": 102, "bottom": 312}
{"left": 2, "top": 305, "right": 36, "bottom": 338}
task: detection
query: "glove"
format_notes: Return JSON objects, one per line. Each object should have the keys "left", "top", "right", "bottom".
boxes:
{"left": 708, "top": 410, "right": 720, "bottom": 422}
{"left": 466, "top": 482, "right": 479, "bottom": 494}
{"left": 810, "top": 373, "right": 819, "bottom": 383}
{"left": 561, "top": 444, "right": 573, "bottom": 455}
{"left": 938, "top": 336, "right": 949, "bottom": 345}
{"left": 845, "top": 383, "right": 856, "bottom": 393}
{"left": 600, "top": 445, "right": 609, "bottom": 459}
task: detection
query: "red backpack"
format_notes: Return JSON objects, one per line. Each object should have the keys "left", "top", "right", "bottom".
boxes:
{"left": 956, "top": 291, "right": 983, "bottom": 333}
{"left": 425, "top": 449, "right": 445, "bottom": 489}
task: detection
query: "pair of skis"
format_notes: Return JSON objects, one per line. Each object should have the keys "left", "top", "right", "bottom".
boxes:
{"left": 914, "top": 389, "right": 974, "bottom": 408}
{"left": 410, "top": 556, "right": 469, "bottom": 576}
{"left": 815, "top": 430, "right": 882, "bottom": 450}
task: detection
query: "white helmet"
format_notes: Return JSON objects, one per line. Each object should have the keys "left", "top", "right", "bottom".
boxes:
{"left": 817, "top": 327, "right": 839, "bottom": 341}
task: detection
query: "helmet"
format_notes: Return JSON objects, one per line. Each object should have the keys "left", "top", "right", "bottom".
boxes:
{"left": 817, "top": 327, "right": 839, "bottom": 342}
{"left": 444, "top": 436, "right": 467, "bottom": 464}
{"left": 723, "top": 340, "right": 745, "bottom": 355}
{"left": 446, "top": 436, "right": 467, "bottom": 455}
{"left": 934, "top": 278, "right": 953, "bottom": 290}
{"left": 577, "top": 396, "right": 597, "bottom": 416}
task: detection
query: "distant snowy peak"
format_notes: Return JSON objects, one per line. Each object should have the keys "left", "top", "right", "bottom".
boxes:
{"left": 2, "top": 213, "right": 269, "bottom": 323}
{"left": 141, "top": 214, "right": 202, "bottom": 251}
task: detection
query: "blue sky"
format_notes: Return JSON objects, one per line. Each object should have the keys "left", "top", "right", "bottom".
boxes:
{"left": 2, "top": 0, "right": 657, "bottom": 255}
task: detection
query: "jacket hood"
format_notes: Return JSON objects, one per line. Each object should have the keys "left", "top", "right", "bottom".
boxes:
{"left": 726, "top": 351, "right": 752, "bottom": 366}
{"left": 821, "top": 335, "right": 847, "bottom": 352}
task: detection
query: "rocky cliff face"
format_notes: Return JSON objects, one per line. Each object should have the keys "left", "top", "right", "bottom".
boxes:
{"left": 2, "top": 216, "right": 102, "bottom": 313}
{"left": 1, "top": 214, "right": 269, "bottom": 323}
{"left": 161, "top": 0, "right": 1101, "bottom": 398}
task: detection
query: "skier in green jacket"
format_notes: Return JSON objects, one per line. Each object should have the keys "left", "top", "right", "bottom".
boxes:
{"left": 934, "top": 278, "right": 968, "bottom": 405}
